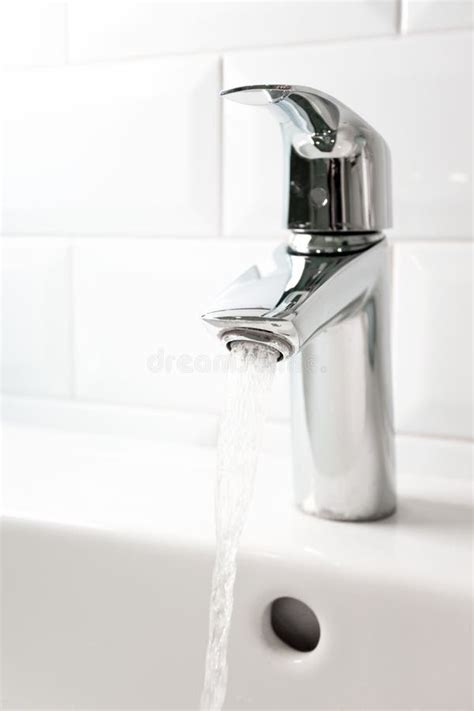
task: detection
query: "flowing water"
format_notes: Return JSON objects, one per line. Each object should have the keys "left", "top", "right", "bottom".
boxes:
{"left": 200, "top": 341, "right": 278, "bottom": 711}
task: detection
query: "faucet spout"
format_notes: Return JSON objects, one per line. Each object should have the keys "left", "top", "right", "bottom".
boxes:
{"left": 203, "top": 235, "right": 383, "bottom": 359}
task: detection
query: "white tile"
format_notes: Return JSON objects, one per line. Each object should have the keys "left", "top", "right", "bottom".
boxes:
{"left": 1, "top": 56, "right": 220, "bottom": 237}
{"left": 404, "top": 0, "right": 473, "bottom": 33}
{"left": 73, "top": 238, "right": 290, "bottom": 419}
{"left": 0, "top": 1, "right": 67, "bottom": 68}
{"left": 393, "top": 241, "right": 473, "bottom": 440}
{"left": 67, "top": 1, "right": 398, "bottom": 63}
{"left": 223, "top": 31, "right": 472, "bottom": 240}
{"left": 1, "top": 239, "right": 73, "bottom": 397}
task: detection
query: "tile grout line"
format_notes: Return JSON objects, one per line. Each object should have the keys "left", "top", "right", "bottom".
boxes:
{"left": 67, "top": 241, "right": 77, "bottom": 401}
{"left": 396, "top": 430, "right": 474, "bottom": 446}
{"left": 398, "top": 0, "right": 408, "bottom": 35}
{"left": 63, "top": 0, "right": 70, "bottom": 65}
{"left": 53, "top": 27, "right": 473, "bottom": 70}
{"left": 217, "top": 55, "right": 224, "bottom": 238}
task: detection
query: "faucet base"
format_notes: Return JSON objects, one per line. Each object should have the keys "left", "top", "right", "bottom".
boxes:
{"left": 297, "top": 500, "right": 396, "bottom": 523}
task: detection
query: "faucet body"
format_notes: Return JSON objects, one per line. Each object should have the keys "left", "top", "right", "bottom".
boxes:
{"left": 203, "top": 84, "right": 396, "bottom": 521}
{"left": 203, "top": 235, "right": 395, "bottom": 521}
{"left": 289, "top": 237, "right": 395, "bottom": 520}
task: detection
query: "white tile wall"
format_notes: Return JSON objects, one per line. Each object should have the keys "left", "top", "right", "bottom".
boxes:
{"left": 1, "top": 56, "right": 220, "bottom": 237}
{"left": 0, "top": 1, "right": 67, "bottom": 68}
{"left": 73, "top": 238, "right": 290, "bottom": 419}
{"left": 223, "top": 30, "right": 472, "bottom": 240}
{"left": 1, "top": 239, "right": 73, "bottom": 397}
{"left": 393, "top": 241, "right": 473, "bottom": 440}
{"left": 67, "top": 1, "right": 399, "bottom": 63}
{"left": 404, "top": 0, "right": 473, "bottom": 33}
{"left": 1, "top": 2, "right": 472, "bottom": 444}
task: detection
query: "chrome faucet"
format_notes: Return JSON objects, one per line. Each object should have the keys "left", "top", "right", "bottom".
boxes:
{"left": 202, "top": 85, "right": 396, "bottom": 521}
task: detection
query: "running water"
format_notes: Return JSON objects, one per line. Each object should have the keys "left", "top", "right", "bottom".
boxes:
{"left": 200, "top": 341, "right": 278, "bottom": 711}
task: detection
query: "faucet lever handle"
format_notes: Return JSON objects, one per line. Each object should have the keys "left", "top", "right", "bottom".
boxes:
{"left": 222, "top": 84, "right": 392, "bottom": 235}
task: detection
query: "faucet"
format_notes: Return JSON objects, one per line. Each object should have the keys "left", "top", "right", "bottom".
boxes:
{"left": 202, "top": 84, "right": 396, "bottom": 522}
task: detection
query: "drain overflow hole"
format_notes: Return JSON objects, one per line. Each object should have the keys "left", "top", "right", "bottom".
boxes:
{"left": 270, "top": 597, "right": 320, "bottom": 652}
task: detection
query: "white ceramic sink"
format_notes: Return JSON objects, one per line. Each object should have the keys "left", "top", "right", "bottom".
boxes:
{"left": 1, "top": 420, "right": 472, "bottom": 710}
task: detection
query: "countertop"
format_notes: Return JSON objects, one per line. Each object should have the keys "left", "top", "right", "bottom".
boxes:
{"left": 2, "top": 419, "right": 472, "bottom": 597}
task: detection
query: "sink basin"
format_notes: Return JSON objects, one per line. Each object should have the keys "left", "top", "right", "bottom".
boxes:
{"left": 1, "top": 420, "right": 472, "bottom": 710}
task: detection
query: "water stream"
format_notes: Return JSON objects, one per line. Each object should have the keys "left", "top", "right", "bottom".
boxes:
{"left": 200, "top": 341, "right": 278, "bottom": 710}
